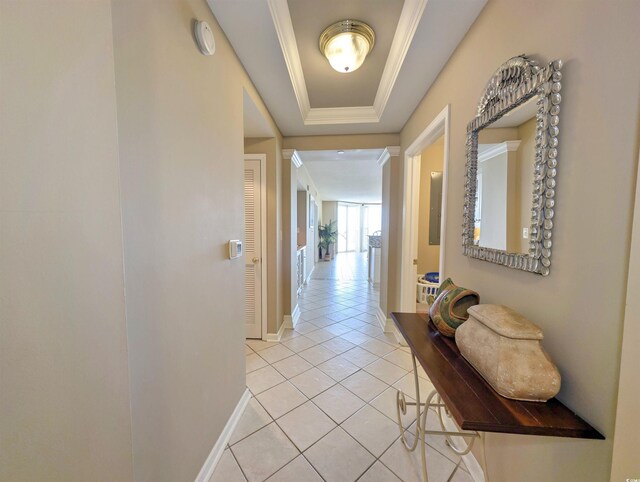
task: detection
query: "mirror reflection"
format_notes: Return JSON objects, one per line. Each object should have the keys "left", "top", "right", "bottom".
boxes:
{"left": 474, "top": 97, "right": 538, "bottom": 253}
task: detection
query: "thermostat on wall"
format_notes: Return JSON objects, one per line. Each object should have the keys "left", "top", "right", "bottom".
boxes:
{"left": 228, "top": 240, "right": 242, "bottom": 260}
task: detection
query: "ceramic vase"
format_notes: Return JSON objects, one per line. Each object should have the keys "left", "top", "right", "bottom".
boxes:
{"left": 428, "top": 278, "right": 480, "bottom": 337}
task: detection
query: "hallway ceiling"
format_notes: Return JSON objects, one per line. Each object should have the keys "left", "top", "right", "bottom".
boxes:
{"left": 208, "top": 0, "right": 486, "bottom": 136}
{"left": 243, "top": 90, "right": 275, "bottom": 137}
{"left": 299, "top": 149, "right": 384, "bottom": 203}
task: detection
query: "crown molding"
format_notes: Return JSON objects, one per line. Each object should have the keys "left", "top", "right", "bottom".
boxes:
{"left": 292, "top": 151, "right": 303, "bottom": 168}
{"left": 282, "top": 149, "right": 303, "bottom": 167}
{"left": 387, "top": 146, "right": 401, "bottom": 157}
{"left": 268, "top": 0, "right": 426, "bottom": 126}
{"left": 478, "top": 140, "right": 521, "bottom": 163}
{"left": 373, "top": 0, "right": 428, "bottom": 117}
{"left": 305, "top": 106, "right": 379, "bottom": 125}
{"left": 267, "top": 0, "right": 311, "bottom": 120}
{"left": 377, "top": 146, "right": 401, "bottom": 167}
{"left": 377, "top": 149, "right": 391, "bottom": 167}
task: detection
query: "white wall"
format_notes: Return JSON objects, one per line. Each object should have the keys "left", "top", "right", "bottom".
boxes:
{"left": 0, "top": 1, "right": 133, "bottom": 480}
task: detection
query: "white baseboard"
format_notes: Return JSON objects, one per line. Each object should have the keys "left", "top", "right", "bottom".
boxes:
{"left": 304, "top": 264, "right": 315, "bottom": 284}
{"left": 376, "top": 306, "right": 387, "bottom": 331}
{"left": 282, "top": 316, "right": 293, "bottom": 330}
{"left": 265, "top": 320, "right": 287, "bottom": 342}
{"left": 283, "top": 304, "right": 300, "bottom": 330}
{"left": 195, "top": 388, "right": 251, "bottom": 482}
{"left": 292, "top": 304, "right": 300, "bottom": 327}
{"left": 390, "top": 323, "right": 407, "bottom": 346}
{"left": 377, "top": 307, "right": 407, "bottom": 345}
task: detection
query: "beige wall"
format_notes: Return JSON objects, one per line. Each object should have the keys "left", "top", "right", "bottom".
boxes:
{"left": 379, "top": 162, "right": 392, "bottom": 314}
{"left": 322, "top": 201, "right": 338, "bottom": 225}
{"left": 516, "top": 117, "right": 536, "bottom": 252}
{"left": 610, "top": 151, "right": 640, "bottom": 480}
{"left": 245, "top": 138, "right": 284, "bottom": 334}
{"left": 295, "top": 164, "right": 322, "bottom": 211}
{"left": 0, "top": 1, "right": 134, "bottom": 480}
{"left": 397, "top": 0, "right": 640, "bottom": 480}
{"left": 111, "top": 0, "right": 281, "bottom": 480}
{"left": 383, "top": 151, "right": 404, "bottom": 317}
{"left": 283, "top": 158, "right": 297, "bottom": 317}
{"left": 295, "top": 164, "right": 322, "bottom": 277}
{"left": 417, "top": 138, "right": 444, "bottom": 274}
{"left": 479, "top": 127, "right": 517, "bottom": 143}
{"left": 297, "top": 191, "right": 307, "bottom": 246}
{"left": 478, "top": 123, "right": 536, "bottom": 253}
{"left": 506, "top": 148, "right": 520, "bottom": 253}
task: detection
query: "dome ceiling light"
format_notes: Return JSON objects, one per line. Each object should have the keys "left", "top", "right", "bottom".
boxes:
{"left": 319, "top": 20, "right": 375, "bottom": 74}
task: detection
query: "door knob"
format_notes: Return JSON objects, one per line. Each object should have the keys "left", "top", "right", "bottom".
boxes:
{"left": 252, "top": 257, "right": 260, "bottom": 263}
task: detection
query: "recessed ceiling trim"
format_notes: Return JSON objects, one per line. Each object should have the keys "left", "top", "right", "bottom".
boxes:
{"left": 387, "top": 146, "right": 401, "bottom": 157}
{"left": 267, "top": 0, "right": 311, "bottom": 120}
{"left": 377, "top": 148, "right": 391, "bottom": 167}
{"left": 373, "top": 0, "right": 428, "bottom": 117}
{"left": 291, "top": 151, "right": 303, "bottom": 168}
{"left": 282, "top": 149, "right": 304, "bottom": 167}
{"left": 305, "top": 106, "right": 379, "bottom": 125}
{"left": 267, "top": 0, "right": 427, "bottom": 126}
{"left": 477, "top": 140, "right": 521, "bottom": 163}
{"left": 377, "top": 145, "right": 401, "bottom": 167}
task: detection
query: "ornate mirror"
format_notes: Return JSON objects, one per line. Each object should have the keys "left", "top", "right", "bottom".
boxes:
{"left": 462, "top": 55, "right": 563, "bottom": 276}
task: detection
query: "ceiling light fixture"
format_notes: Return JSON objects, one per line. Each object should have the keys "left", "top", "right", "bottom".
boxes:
{"left": 319, "top": 20, "right": 375, "bottom": 74}
{"left": 337, "top": 150, "right": 345, "bottom": 154}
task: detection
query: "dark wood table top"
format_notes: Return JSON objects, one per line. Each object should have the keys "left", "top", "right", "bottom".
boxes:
{"left": 391, "top": 312, "right": 604, "bottom": 440}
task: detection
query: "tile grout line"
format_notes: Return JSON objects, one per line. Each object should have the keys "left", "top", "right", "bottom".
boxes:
{"left": 245, "top": 355, "right": 464, "bottom": 474}
{"left": 231, "top": 263, "right": 471, "bottom": 481}
{"left": 227, "top": 444, "right": 250, "bottom": 482}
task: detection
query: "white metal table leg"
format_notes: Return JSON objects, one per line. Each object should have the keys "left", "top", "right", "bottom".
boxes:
{"left": 396, "top": 353, "right": 481, "bottom": 482}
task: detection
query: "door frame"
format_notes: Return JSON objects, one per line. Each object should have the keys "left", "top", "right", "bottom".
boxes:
{"left": 244, "top": 154, "right": 268, "bottom": 340}
{"left": 610, "top": 146, "right": 640, "bottom": 480}
{"left": 400, "top": 105, "right": 451, "bottom": 312}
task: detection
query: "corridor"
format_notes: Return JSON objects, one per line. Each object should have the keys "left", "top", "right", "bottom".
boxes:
{"left": 213, "top": 254, "right": 473, "bottom": 481}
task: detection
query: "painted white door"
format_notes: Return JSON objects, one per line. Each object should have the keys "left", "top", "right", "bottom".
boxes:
{"left": 244, "top": 159, "right": 262, "bottom": 339}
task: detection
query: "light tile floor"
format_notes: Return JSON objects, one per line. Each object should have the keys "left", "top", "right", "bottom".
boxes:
{"left": 214, "top": 253, "right": 473, "bottom": 482}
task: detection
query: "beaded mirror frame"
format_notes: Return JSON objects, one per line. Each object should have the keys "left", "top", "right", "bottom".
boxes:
{"left": 462, "top": 55, "right": 563, "bottom": 276}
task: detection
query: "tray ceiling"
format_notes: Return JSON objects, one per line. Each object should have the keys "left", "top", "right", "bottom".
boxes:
{"left": 290, "top": 0, "right": 404, "bottom": 109}
{"left": 209, "top": 0, "right": 486, "bottom": 136}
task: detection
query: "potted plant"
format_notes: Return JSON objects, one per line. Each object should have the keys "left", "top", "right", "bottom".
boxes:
{"left": 318, "top": 220, "right": 337, "bottom": 261}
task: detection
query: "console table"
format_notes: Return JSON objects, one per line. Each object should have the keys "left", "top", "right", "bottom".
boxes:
{"left": 390, "top": 312, "right": 604, "bottom": 481}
